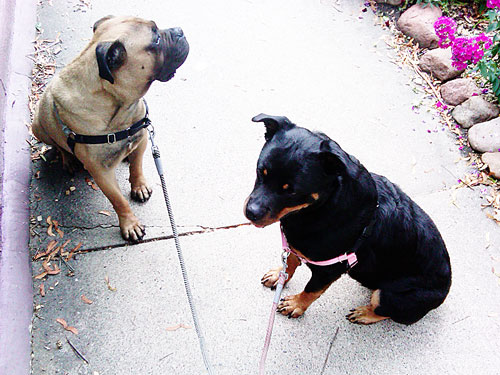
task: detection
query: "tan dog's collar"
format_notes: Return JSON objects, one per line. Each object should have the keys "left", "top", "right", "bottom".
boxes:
{"left": 53, "top": 100, "right": 151, "bottom": 154}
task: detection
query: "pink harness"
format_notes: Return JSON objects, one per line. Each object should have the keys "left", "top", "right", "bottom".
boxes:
{"left": 281, "top": 226, "right": 358, "bottom": 268}
{"left": 259, "top": 217, "right": 376, "bottom": 374}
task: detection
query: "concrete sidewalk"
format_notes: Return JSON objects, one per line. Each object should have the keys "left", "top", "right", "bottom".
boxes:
{"left": 25, "top": 0, "right": 500, "bottom": 374}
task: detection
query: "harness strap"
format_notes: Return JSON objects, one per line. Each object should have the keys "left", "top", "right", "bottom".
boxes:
{"left": 53, "top": 100, "right": 151, "bottom": 154}
{"left": 280, "top": 213, "right": 377, "bottom": 269}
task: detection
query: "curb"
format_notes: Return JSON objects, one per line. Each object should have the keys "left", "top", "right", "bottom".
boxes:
{"left": 0, "top": 0, "right": 37, "bottom": 374}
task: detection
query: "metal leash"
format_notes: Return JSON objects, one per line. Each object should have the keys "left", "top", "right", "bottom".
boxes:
{"left": 148, "top": 126, "right": 214, "bottom": 375}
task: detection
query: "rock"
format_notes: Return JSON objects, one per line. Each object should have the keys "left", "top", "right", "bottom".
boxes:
{"left": 419, "top": 48, "right": 464, "bottom": 82}
{"left": 482, "top": 152, "right": 500, "bottom": 179}
{"left": 375, "top": 0, "right": 403, "bottom": 5}
{"left": 468, "top": 118, "right": 500, "bottom": 153}
{"left": 452, "top": 96, "right": 499, "bottom": 129}
{"left": 440, "top": 78, "right": 480, "bottom": 106}
{"left": 397, "top": 4, "right": 442, "bottom": 49}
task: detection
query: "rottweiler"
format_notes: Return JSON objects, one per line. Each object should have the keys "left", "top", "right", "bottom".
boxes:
{"left": 244, "top": 114, "right": 452, "bottom": 325}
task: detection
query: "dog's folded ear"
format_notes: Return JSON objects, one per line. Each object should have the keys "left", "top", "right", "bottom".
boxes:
{"left": 96, "top": 40, "right": 127, "bottom": 84}
{"left": 252, "top": 113, "right": 295, "bottom": 141}
{"left": 93, "top": 15, "right": 115, "bottom": 33}
{"left": 317, "top": 140, "right": 349, "bottom": 176}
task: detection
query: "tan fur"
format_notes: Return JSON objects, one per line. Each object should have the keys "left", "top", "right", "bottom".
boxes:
{"left": 31, "top": 16, "right": 167, "bottom": 241}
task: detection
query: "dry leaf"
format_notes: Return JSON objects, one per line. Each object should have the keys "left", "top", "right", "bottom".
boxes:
{"left": 98, "top": 210, "right": 111, "bottom": 216}
{"left": 47, "top": 224, "right": 54, "bottom": 237}
{"left": 39, "top": 283, "right": 45, "bottom": 297}
{"left": 104, "top": 275, "right": 117, "bottom": 292}
{"left": 81, "top": 295, "right": 93, "bottom": 304}
{"left": 34, "top": 271, "right": 48, "bottom": 280}
{"left": 166, "top": 323, "right": 192, "bottom": 331}
{"left": 66, "top": 242, "right": 82, "bottom": 261}
{"left": 33, "top": 240, "right": 58, "bottom": 260}
{"left": 56, "top": 318, "right": 78, "bottom": 335}
{"left": 46, "top": 216, "right": 52, "bottom": 225}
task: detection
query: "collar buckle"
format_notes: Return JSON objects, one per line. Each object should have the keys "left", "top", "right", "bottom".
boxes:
{"left": 107, "top": 133, "right": 117, "bottom": 144}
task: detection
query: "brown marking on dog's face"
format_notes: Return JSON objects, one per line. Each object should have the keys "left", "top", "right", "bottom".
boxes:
{"left": 249, "top": 202, "right": 311, "bottom": 228}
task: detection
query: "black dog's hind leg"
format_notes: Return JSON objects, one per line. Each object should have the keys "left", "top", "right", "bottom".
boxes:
{"left": 277, "top": 266, "right": 341, "bottom": 318}
{"left": 346, "top": 289, "right": 390, "bottom": 324}
{"left": 348, "top": 278, "right": 450, "bottom": 325}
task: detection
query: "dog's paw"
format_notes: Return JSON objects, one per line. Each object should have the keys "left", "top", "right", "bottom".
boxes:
{"left": 277, "top": 293, "right": 310, "bottom": 318}
{"left": 131, "top": 183, "right": 152, "bottom": 203}
{"left": 261, "top": 267, "right": 282, "bottom": 289}
{"left": 119, "top": 215, "right": 146, "bottom": 243}
{"left": 346, "top": 305, "right": 388, "bottom": 325}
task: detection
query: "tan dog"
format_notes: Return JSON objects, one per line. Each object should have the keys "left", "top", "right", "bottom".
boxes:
{"left": 32, "top": 16, "right": 189, "bottom": 242}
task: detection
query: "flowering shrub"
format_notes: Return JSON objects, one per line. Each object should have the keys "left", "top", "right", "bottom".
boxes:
{"left": 435, "top": 16, "right": 456, "bottom": 48}
{"left": 434, "top": 3, "right": 500, "bottom": 99}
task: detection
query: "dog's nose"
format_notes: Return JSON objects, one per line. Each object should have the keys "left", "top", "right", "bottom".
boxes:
{"left": 169, "top": 27, "right": 184, "bottom": 39}
{"left": 245, "top": 202, "right": 267, "bottom": 222}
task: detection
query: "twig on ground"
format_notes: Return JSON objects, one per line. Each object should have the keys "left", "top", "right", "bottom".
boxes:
{"left": 319, "top": 327, "right": 340, "bottom": 375}
{"left": 66, "top": 337, "right": 89, "bottom": 364}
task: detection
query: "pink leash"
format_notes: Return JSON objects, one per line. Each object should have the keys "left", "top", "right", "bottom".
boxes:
{"left": 259, "top": 226, "right": 359, "bottom": 374}
{"left": 259, "top": 250, "right": 288, "bottom": 375}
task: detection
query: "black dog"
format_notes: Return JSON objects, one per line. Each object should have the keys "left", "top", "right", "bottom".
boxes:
{"left": 244, "top": 114, "right": 452, "bottom": 325}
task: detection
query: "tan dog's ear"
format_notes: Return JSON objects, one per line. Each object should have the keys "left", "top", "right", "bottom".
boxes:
{"left": 96, "top": 40, "right": 126, "bottom": 84}
{"left": 93, "top": 15, "right": 114, "bottom": 33}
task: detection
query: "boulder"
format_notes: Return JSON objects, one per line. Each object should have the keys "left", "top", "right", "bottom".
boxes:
{"left": 468, "top": 118, "right": 500, "bottom": 153}
{"left": 397, "top": 4, "right": 442, "bottom": 49}
{"left": 452, "top": 96, "right": 499, "bottom": 129}
{"left": 440, "top": 78, "right": 480, "bottom": 106}
{"left": 482, "top": 152, "right": 500, "bottom": 179}
{"left": 419, "top": 48, "right": 464, "bottom": 82}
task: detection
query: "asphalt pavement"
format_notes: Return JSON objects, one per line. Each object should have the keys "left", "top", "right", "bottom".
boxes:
{"left": 14, "top": 0, "right": 500, "bottom": 374}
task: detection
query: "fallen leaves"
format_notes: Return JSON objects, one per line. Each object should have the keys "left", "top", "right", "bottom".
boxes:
{"left": 81, "top": 295, "right": 93, "bottom": 305}
{"left": 46, "top": 216, "right": 64, "bottom": 238}
{"left": 104, "top": 275, "right": 117, "bottom": 292}
{"left": 98, "top": 210, "right": 111, "bottom": 216}
{"left": 56, "top": 318, "right": 78, "bottom": 335}
{"left": 85, "top": 177, "right": 99, "bottom": 191}
{"left": 66, "top": 242, "right": 82, "bottom": 261}
{"left": 39, "top": 283, "right": 45, "bottom": 297}
{"left": 166, "top": 323, "right": 192, "bottom": 331}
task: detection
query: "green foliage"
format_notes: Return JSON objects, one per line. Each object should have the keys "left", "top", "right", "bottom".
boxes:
{"left": 477, "top": 9, "right": 500, "bottom": 99}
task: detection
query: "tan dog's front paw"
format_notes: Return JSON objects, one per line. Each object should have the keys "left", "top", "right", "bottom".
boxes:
{"left": 119, "top": 214, "right": 146, "bottom": 242}
{"left": 130, "top": 182, "right": 152, "bottom": 202}
{"left": 277, "top": 293, "right": 311, "bottom": 318}
{"left": 346, "top": 305, "right": 389, "bottom": 325}
{"left": 261, "top": 267, "right": 282, "bottom": 289}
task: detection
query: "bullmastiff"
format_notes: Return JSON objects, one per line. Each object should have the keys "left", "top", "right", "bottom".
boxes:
{"left": 32, "top": 15, "right": 189, "bottom": 242}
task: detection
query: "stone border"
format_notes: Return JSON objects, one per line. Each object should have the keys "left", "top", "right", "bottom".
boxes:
{"left": 0, "top": 1, "right": 37, "bottom": 374}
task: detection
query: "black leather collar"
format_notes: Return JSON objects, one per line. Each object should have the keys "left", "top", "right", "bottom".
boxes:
{"left": 53, "top": 100, "right": 151, "bottom": 154}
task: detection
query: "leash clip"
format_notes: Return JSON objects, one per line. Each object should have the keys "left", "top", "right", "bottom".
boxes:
{"left": 279, "top": 250, "right": 289, "bottom": 283}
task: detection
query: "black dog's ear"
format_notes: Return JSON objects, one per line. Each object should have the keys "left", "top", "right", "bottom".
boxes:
{"left": 93, "top": 15, "right": 114, "bottom": 33}
{"left": 317, "top": 140, "right": 347, "bottom": 175}
{"left": 252, "top": 113, "right": 294, "bottom": 141}
{"left": 96, "top": 40, "right": 127, "bottom": 84}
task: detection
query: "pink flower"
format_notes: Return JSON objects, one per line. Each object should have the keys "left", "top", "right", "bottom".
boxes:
{"left": 487, "top": 0, "right": 500, "bottom": 9}
{"left": 434, "top": 17, "right": 456, "bottom": 48}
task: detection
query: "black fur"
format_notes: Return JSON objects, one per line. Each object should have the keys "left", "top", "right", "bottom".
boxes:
{"left": 245, "top": 114, "right": 452, "bottom": 325}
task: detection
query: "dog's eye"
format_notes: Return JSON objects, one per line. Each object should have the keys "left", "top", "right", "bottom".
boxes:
{"left": 282, "top": 183, "right": 294, "bottom": 194}
{"left": 154, "top": 34, "right": 161, "bottom": 45}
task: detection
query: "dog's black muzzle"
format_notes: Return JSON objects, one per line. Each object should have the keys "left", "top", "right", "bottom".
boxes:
{"left": 156, "top": 27, "right": 189, "bottom": 82}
